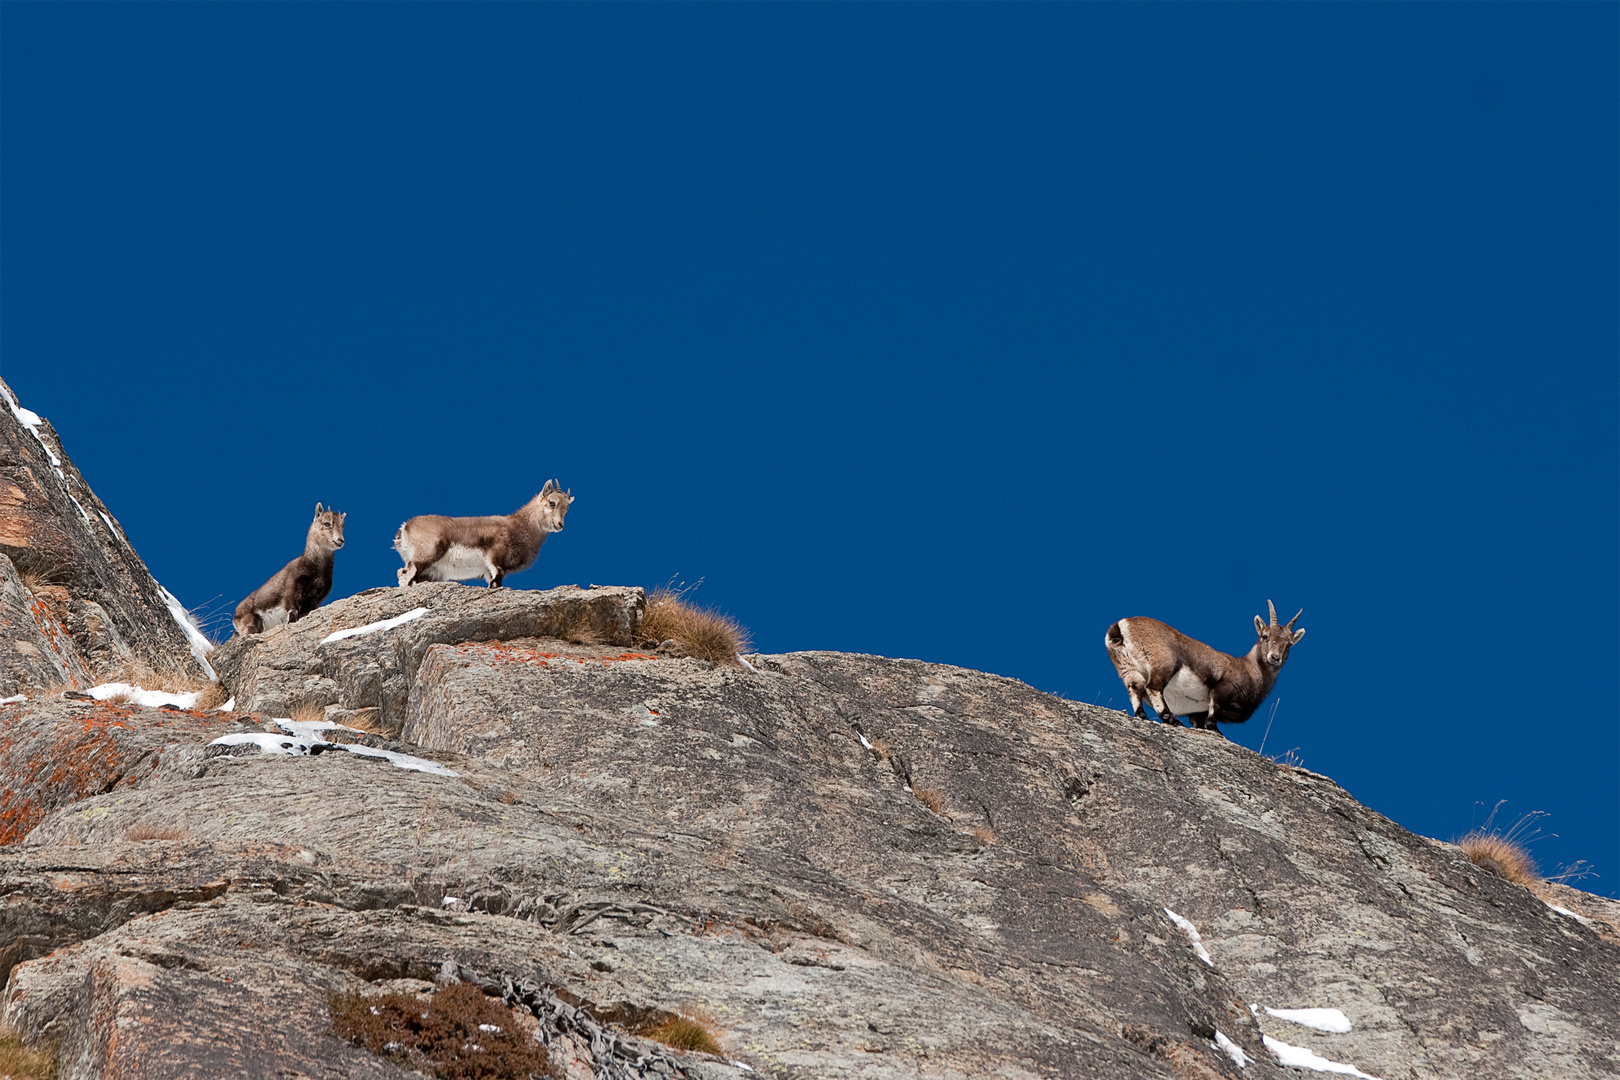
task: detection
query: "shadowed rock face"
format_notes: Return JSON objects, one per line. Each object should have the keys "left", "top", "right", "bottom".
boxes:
{"left": 0, "top": 378, "right": 206, "bottom": 686}
{"left": 0, "top": 391, "right": 1617, "bottom": 1080}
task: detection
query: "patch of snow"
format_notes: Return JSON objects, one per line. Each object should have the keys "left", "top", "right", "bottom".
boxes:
{"left": 1213, "top": 1030, "right": 1249, "bottom": 1068}
{"left": 731, "top": 1064, "right": 753, "bottom": 1073}
{"left": 343, "top": 743, "right": 459, "bottom": 777}
{"left": 211, "top": 732, "right": 315, "bottom": 756}
{"left": 208, "top": 719, "right": 458, "bottom": 777}
{"left": 478, "top": 1023, "right": 501, "bottom": 1033}
{"left": 321, "top": 607, "right": 429, "bottom": 645}
{"left": 159, "top": 586, "right": 217, "bottom": 680}
{"left": 0, "top": 694, "right": 26, "bottom": 705}
{"left": 1548, "top": 904, "right": 1592, "bottom": 924}
{"left": 736, "top": 654, "right": 758, "bottom": 673}
{"left": 1163, "top": 908, "right": 1214, "bottom": 966}
{"left": 1266, "top": 1007, "right": 1352, "bottom": 1034}
{"left": 216, "top": 697, "right": 236, "bottom": 712}
{"left": 86, "top": 682, "right": 201, "bottom": 709}
{"left": 1263, "top": 1035, "right": 1382, "bottom": 1079}
{"left": 857, "top": 732, "right": 874, "bottom": 751}
{"left": 442, "top": 896, "right": 462, "bottom": 908}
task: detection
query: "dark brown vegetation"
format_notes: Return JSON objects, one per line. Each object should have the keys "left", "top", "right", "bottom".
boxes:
{"left": 637, "top": 586, "right": 752, "bottom": 666}
{"left": 330, "top": 982, "right": 557, "bottom": 1079}
{"left": 912, "top": 786, "right": 948, "bottom": 815}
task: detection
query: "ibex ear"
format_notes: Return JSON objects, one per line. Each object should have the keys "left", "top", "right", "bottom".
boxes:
{"left": 1254, "top": 615, "right": 1267, "bottom": 635}
{"left": 1291, "top": 628, "right": 1306, "bottom": 644}
{"left": 315, "top": 502, "right": 323, "bottom": 514}
{"left": 540, "top": 479, "right": 554, "bottom": 495}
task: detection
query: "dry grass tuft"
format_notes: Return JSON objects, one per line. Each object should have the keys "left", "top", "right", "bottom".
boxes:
{"left": 0, "top": 1023, "right": 56, "bottom": 1080}
{"left": 638, "top": 586, "right": 752, "bottom": 667}
{"left": 641, "top": 1012, "right": 723, "bottom": 1056}
{"left": 912, "top": 786, "right": 948, "bottom": 815}
{"left": 1457, "top": 804, "right": 1550, "bottom": 890}
{"left": 331, "top": 982, "right": 558, "bottom": 1079}
{"left": 342, "top": 709, "right": 385, "bottom": 735}
{"left": 125, "top": 822, "right": 189, "bottom": 842}
{"left": 971, "top": 824, "right": 997, "bottom": 845}
{"left": 101, "top": 686, "right": 137, "bottom": 705}
{"left": 287, "top": 702, "right": 329, "bottom": 725}
{"left": 868, "top": 738, "right": 892, "bottom": 762}
{"left": 14, "top": 556, "right": 71, "bottom": 594}
{"left": 193, "top": 682, "right": 231, "bottom": 711}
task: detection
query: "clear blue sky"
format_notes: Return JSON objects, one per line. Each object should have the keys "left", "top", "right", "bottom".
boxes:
{"left": 3, "top": 5, "right": 1615, "bottom": 893}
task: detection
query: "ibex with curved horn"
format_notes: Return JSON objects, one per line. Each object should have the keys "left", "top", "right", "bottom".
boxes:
{"left": 394, "top": 480, "right": 573, "bottom": 588}
{"left": 1104, "top": 601, "right": 1305, "bottom": 733}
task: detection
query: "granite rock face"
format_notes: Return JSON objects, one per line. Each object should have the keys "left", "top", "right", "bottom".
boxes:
{"left": 1, "top": 389, "right": 1617, "bottom": 1080}
{"left": 0, "top": 378, "right": 208, "bottom": 684}
{"left": 2, "top": 638, "right": 1617, "bottom": 1079}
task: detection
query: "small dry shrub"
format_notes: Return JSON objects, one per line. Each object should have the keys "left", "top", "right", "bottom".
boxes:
{"left": 641, "top": 1012, "right": 723, "bottom": 1056}
{"left": 342, "top": 709, "right": 384, "bottom": 735}
{"left": 0, "top": 1023, "right": 56, "bottom": 1079}
{"left": 638, "top": 586, "right": 752, "bottom": 667}
{"left": 868, "top": 738, "right": 892, "bottom": 762}
{"left": 287, "top": 702, "right": 329, "bottom": 725}
{"left": 192, "top": 682, "right": 231, "bottom": 711}
{"left": 331, "top": 982, "right": 557, "bottom": 1079}
{"left": 912, "top": 786, "right": 948, "bottom": 815}
{"left": 125, "top": 822, "right": 189, "bottom": 842}
{"left": 1457, "top": 805, "right": 1550, "bottom": 891}
{"left": 971, "top": 824, "right": 997, "bottom": 845}
{"left": 103, "top": 658, "right": 216, "bottom": 700}
{"left": 101, "top": 686, "right": 137, "bottom": 705}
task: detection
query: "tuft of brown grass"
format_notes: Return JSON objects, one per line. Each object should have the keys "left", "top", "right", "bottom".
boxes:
{"left": 912, "top": 786, "right": 948, "bottom": 815}
{"left": 342, "top": 708, "right": 384, "bottom": 734}
{"left": 14, "top": 556, "right": 70, "bottom": 594}
{"left": 1456, "top": 804, "right": 1549, "bottom": 890}
{"left": 101, "top": 687, "right": 137, "bottom": 705}
{"left": 125, "top": 822, "right": 189, "bottom": 842}
{"left": 0, "top": 1024, "right": 56, "bottom": 1080}
{"left": 971, "top": 824, "right": 997, "bottom": 845}
{"left": 105, "top": 658, "right": 214, "bottom": 696}
{"left": 562, "top": 618, "right": 606, "bottom": 646}
{"left": 286, "top": 702, "right": 332, "bottom": 726}
{"left": 192, "top": 682, "right": 231, "bottom": 711}
{"left": 868, "top": 738, "right": 892, "bottom": 762}
{"left": 641, "top": 1012, "right": 723, "bottom": 1056}
{"left": 637, "top": 586, "right": 752, "bottom": 667}
{"left": 331, "top": 982, "right": 558, "bottom": 1079}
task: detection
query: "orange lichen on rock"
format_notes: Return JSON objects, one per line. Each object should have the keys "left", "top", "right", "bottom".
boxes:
{"left": 0, "top": 705, "right": 129, "bottom": 846}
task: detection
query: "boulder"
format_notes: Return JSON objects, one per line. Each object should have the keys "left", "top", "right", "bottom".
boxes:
{"left": 210, "top": 581, "right": 646, "bottom": 730}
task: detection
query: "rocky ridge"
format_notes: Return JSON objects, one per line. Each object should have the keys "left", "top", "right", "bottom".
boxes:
{"left": 0, "top": 391, "right": 1616, "bottom": 1080}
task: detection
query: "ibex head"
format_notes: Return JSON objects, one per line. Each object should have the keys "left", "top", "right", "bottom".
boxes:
{"left": 310, "top": 503, "right": 346, "bottom": 550}
{"left": 1252, "top": 599, "right": 1304, "bottom": 670}
{"left": 535, "top": 480, "right": 573, "bottom": 532}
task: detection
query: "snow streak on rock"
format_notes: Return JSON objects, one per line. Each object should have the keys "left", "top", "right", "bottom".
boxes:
{"left": 1264, "top": 1035, "right": 1382, "bottom": 1079}
{"left": 1265, "top": 1007, "right": 1353, "bottom": 1033}
{"left": 320, "top": 607, "right": 429, "bottom": 645}
{"left": 1163, "top": 907, "right": 1213, "bottom": 966}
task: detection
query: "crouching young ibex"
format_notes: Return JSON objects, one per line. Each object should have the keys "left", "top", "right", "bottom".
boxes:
{"left": 233, "top": 504, "right": 346, "bottom": 636}
{"left": 394, "top": 480, "right": 573, "bottom": 588}
{"left": 1105, "top": 601, "right": 1304, "bottom": 733}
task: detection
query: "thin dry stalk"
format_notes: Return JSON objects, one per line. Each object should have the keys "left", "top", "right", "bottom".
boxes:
{"left": 1457, "top": 804, "right": 1549, "bottom": 890}
{"left": 638, "top": 586, "right": 752, "bottom": 667}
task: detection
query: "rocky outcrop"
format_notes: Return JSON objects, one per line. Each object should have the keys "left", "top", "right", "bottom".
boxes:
{"left": 210, "top": 582, "right": 646, "bottom": 730}
{"left": 0, "top": 388, "right": 1617, "bottom": 1080}
{"left": 0, "top": 378, "right": 207, "bottom": 684}
{"left": 2, "top": 637, "right": 1617, "bottom": 1079}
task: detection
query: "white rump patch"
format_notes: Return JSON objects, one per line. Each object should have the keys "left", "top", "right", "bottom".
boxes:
{"left": 1163, "top": 908, "right": 1214, "bottom": 966}
{"left": 321, "top": 608, "right": 429, "bottom": 645}
{"left": 1263, "top": 1035, "right": 1382, "bottom": 1079}
{"left": 1265, "top": 1007, "right": 1352, "bottom": 1033}
{"left": 257, "top": 607, "right": 290, "bottom": 629}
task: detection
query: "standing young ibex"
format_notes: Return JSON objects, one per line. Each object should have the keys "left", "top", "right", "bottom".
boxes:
{"left": 1105, "top": 601, "right": 1305, "bottom": 732}
{"left": 233, "top": 504, "right": 346, "bottom": 636}
{"left": 393, "top": 480, "right": 573, "bottom": 588}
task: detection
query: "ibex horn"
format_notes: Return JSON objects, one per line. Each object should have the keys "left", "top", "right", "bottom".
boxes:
{"left": 1267, "top": 599, "right": 1278, "bottom": 627}
{"left": 1286, "top": 609, "right": 1303, "bottom": 630}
